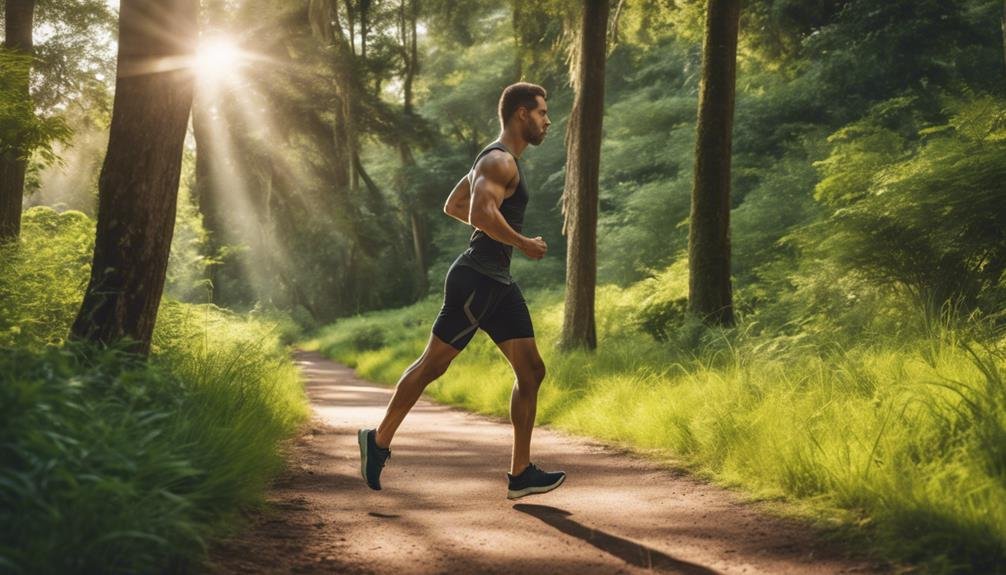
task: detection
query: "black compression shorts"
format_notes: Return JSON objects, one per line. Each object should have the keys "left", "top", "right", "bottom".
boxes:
{"left": 431, "top": 261, "right": 534, "bottom": 351}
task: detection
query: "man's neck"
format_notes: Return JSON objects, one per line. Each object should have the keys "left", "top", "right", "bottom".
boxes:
{"left": 498, "top": 130, "right": 528, "bottom": 159}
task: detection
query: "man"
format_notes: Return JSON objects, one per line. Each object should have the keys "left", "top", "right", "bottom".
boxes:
{"left": 357, "top": 82, "right": 565, "bottom": 500}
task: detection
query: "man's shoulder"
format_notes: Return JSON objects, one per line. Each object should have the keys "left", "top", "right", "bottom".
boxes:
{"left": 474, "top": 149, "right": 518, "bottom": 184}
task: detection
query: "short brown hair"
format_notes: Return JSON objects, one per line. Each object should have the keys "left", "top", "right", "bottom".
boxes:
{"left": 498, "top": 82, "right": 547, "bottom": 126}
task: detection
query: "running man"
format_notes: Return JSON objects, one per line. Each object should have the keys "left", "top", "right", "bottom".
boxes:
{"left": 358, "top": 82, "right": 565, "bottom": 500}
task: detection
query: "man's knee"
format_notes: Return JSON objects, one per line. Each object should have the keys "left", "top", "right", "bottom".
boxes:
{"left": 532, "top": 360, "right": 546, "bottom": 384}
{"left": 518, "top": 357, "right": 546, "bottom": 388}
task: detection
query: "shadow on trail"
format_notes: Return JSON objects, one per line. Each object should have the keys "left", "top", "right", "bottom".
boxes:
{"left": 368, "top": 511, "right": 401, "bottom": 519}
{"left": 514, "top": 504, "right": 721, "bottom": 575}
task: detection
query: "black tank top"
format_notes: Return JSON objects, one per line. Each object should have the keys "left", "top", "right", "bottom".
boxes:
{"left": 456, "top": 141, "right": 529, "bottom": 285}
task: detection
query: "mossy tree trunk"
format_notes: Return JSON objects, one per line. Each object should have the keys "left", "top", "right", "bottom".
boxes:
{"left": 0, "top": 0, "right": 35, "bottom": 243}
{"left": 687, "top": 0, "right": 739, "bottom": 326}
{"left": 559, "top": 0, "right": 609, "bottom": 351}
{"left": 70, "top": 0, "right": 198, "bottom": 355}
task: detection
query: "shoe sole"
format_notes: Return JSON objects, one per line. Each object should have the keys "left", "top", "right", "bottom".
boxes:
{"left": 507, "top": 473, "right": 565, "bottom": 500}
{"left": 357, "top": 429, "right": 372, "bottom": 488}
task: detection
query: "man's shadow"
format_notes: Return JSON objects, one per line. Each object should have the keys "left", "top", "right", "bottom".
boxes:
{"left": 513, "top": 504, "right": 720, "bottom": 575}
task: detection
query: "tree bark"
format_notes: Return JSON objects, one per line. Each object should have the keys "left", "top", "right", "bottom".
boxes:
{"left": 70, "top": 0, "right": 198, "bottom": 355}
{"left": 0, "top": 0, "right": 35, "bottom": 243}
{"left": 559, "top": 0, "right": 609, "bottom": 351}
{"left": 687, "top": 0, "right": 739, "bottom": 326}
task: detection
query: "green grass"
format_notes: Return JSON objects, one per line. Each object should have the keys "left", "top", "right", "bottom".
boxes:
{"left": 0, "top": 207, "right": 310, "bottom": 573}
{"left": 308, "top": 284, "right": 1006, "bottom": 574}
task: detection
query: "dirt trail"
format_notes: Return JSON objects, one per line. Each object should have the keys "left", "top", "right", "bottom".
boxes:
{"left": 208, "top": 350, "right": 882, "bottom": 574}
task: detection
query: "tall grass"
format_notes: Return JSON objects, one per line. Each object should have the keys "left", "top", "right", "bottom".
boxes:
{"left": 0, "top": 207, "right": 309, "bottom": 573}
{"left": 309, "top": 285, "right": 1006, "bottom": 573}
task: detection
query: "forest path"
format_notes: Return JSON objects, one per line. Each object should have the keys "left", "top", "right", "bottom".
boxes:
{"left": 208, "top": 350, "right": 882, "bottom": 574}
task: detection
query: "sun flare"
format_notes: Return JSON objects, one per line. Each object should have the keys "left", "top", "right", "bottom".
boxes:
{"left": 195, "top": 38, "right": 243, "bottom": 81}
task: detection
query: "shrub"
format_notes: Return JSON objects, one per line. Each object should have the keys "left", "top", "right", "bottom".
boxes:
{"left": 352, "top": 325, "right": 386, "bottom": 351}
{"left": 0, "top": 208, "right": 309, "bottom": 573}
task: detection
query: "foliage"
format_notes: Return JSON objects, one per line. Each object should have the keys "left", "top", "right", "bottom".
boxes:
{"left": 12, "top": 0, "right": 1004, "bottom": 332}
{"left": 810, "top": 95, "right": 1006, "bottom": 314}
{"left": 0, "top": 326, "right": 307, "bottom": 573}
{"left": 0, "top": 0, "right": 117, "bottom": 112}
{"left": 0, "top": 199, "right": 308, "bottom": 574}
{"left": 0, "top": 207, "right": 93, "bottom": 347}
{"left": 25, "top": 77, "right": 112, "bottom": 212}
{"left": 0, "top": 199, "right": 221, "bottom": 347}
{"left": 0, "top": 0, "right": 114, "bottom": 185}
{"left": 0, "top": 51, "right": 72, "bottom": 168}
{"left": 627, "top": 258, "right": 689, "bottom": 342}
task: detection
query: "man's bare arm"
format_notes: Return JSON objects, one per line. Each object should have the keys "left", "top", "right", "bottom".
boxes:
{"left": 468, "top": 151, "right": 547, "bottom": 260}
{"left": 443, "top": 175, "right": 471, "bottom": 224}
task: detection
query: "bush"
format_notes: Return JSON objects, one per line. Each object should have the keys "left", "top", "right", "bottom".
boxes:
{"left": 636, "top": 296, "right": 687, "bottom": 342}
{"left": 352, "top": 325, "right": 386, "bottom": 351}
{"left": 811, "top": 95, "right": 1006, "bottom": 315}
{"left": 0, "top": 209, "right": 309, "bottom": 573}
{"left": 0, "top": 206, "right": 94, "bottom": 348}
{"left": 628, "top": 258, "right": 689, "bottom": 342}
{"left": 0, "top": 334, "right": 307, "bottom": 573}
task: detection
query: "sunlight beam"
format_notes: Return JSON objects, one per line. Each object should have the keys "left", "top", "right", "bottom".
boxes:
{"left": 195, "top": 37, "right": 245, "bottom": 83}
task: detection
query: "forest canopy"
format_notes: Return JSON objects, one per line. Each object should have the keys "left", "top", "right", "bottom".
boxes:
{"left": 2, "top": 0, "right": 1003, "bottom": 333}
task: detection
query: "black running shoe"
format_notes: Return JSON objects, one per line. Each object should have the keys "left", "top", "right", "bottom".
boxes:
{"left": 358, "top": 428, "right": 391, "bottom": 490}
{"left": 507, "top": 462, "right": 566, "bottom": 500}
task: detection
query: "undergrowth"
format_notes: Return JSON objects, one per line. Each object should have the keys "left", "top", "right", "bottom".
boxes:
{"left": 0, "top": 207, "right": 309, "bottom": 573}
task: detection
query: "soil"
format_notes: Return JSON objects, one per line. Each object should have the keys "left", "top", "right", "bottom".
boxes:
{"left": 207, "top": 350, "right": 886, "bottom": 574}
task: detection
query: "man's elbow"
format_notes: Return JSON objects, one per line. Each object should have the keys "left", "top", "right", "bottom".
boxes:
{"left": 469, "top": 209, "right": 491, "bottom": 229}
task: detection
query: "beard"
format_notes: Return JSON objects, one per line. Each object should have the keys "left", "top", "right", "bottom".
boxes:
{"left": 525, "top": 123, "right": 546, "bottom": 146}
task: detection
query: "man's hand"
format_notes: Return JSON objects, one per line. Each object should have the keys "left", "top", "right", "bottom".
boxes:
{"left": 519, "top": 236, "right": 547, "bottom": 260}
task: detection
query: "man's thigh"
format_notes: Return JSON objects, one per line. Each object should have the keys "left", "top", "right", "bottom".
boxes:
{"left": 432, "top": 264, "right": 503, "bottom": 351}
{"left": 480, "top": 283, "right": 534, "bottom": 347}
{"left": 495, "top": 337, "right": 545, "bottom": 380}
{"left": 422, "top": 332, "right": 463, "bottom": 367}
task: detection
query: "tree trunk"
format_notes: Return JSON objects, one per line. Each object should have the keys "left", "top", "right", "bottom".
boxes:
{"left": 325, "top": 2, "right": 361, "bottom": 195}
{"left": 192, "top": 0, "right": 227, "bottom": 303}
{"left": 308, "top": 2, "right": 356, "bottom": 195}
{"left": 400, "top": 0, "right": 427, "bottom": 297}
{"left": 359, "top": 0, "right": 370, "bottom": 59}
{"left": 559, "top": 0, "right": 609, "bottom": 351}
{"left": 0, "top": 0, "right": 35, "bottom": 243}
{"left": 408, "top": 208, "right": 428, "bottom": 294}
{"left": 191, "top": 97, "right": 225, "bottom": 304}
{"left": 70, "top": 0, "right": 198, "bottom": 355}
{"left": 687, "top": 0, "right": 739, "bottom": 326}
{"left": 343, "top": 0, "right": 356, "bottom": 55}
{"left": 1002, "top": 0, "right": 1005, "bottom": 76}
